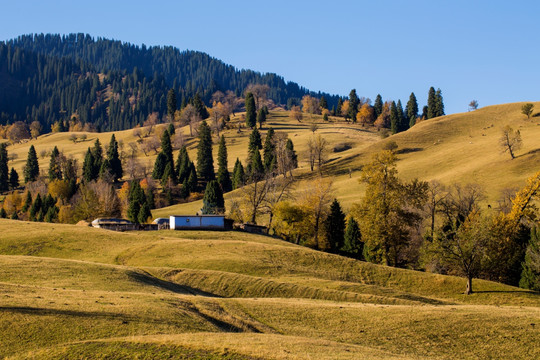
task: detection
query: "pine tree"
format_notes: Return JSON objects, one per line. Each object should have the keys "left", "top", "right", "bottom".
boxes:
{"left": 349, "top": 89, "right": 359, "bottom": 122}
{"left": 22, "top": 191, "right": 32, "bottom": 212}
{"left": 0, "top": 208, "right": 6, "bottom": 218}
{"left": 48, "top": 146, "right": 62, "bottom": 181}
{"left": 167, "top": 88, "right": 177, "bottom": 121}
{"left": 91, "top": 139, "right": 103, "bottom": 172}
{"left": 107, "top": 134, "right": 123, "bottom": 182}
{"left": 161, "top": 130, "right": 174, "bottom": 169}
{"left": 246, "top": 127, "right": 262, "bottom": 173}
{"left": 82, "top": 148, "right": 97, "bottom": 182}
{"left": 161, "top": 162, "right": 174, "bottom": 187}
{"left": 180, "top": 179, "right": 190, "bottom": 199}
{"left": 342, "top": 217, "right": 363, "bottom": 258}
{"left": 192, "top": 93, "right": 209, "bottom": 119}
{"left": 427, "top": 86, "right": 437, "bottom": 119}
{"left": 9, "top": 168, "right": 19, "bottom": 189}
{"left": 196, "top": 121, "right": 215, "bottom": 182}
{"left": 201, "top": 180, "right": 225, "bottom": 214}
{"left": 249, "top": 150, "right": 264, "bottom": 182}
{"left": 319, "top": 96, "right": 328, "bottom": 111}
{"left": 152, "top": 152, "right": 167, "bottom": 180}
{"left": 167, "top": 122, "right": 175, "bottom": 135}
{"left": 0, "top": 143, "right": 8, "bottom": 191}
{"left": 29, "top": 193, "right": 42, "bottom": 221}
{"left": 285, "top": 139, "right": 298, "bottom": 170}
{"left": 337, "top": 98, "right": 343, "bottom": 116}
{"left": 390, "top": 101, "right": 399, "bottom": 134}
{"left": 176, "top": 146, "right": 191, "bottom": 183}
{"left": 128, "top": 181, "right": 146, "bottom": 224}
{"left": 24, "top": 145, "right": 39, "bottom": 183}
{"left": 216, "top": 135, "right": 232, "bottom": 192}
{"left": 435, "top": 88, "right": 445, "bottom": 117}
{"left": 324, "top": 199, "right": 346, "bottom": 253}
{"left": 373, "top": 94, "right": 383, "bottom": 118}
{"left": 245, "top": 92, "right": 257, "bottom": 128}
{"left": 396, "top": 100, "right": 406, "bottom": 132}
{"left": 138, "top": 202, "right": 152, "bottom": 224}
{"left": 263, "top": 127, "right": 276, "bottom": 173}
{"left": 520, "top": 227, "right": 540, "bottom": 291}
{"left": 257, "top": 108, "right": 266, "bottom": 129}
{"left": 187, "top": 164, "right": 198, "bottom": 192}
{"left": 232, "top": 158, "right": 245, "bottom": 190}
{"left": 405, "top": 92, "right": 418, "bottom": 128}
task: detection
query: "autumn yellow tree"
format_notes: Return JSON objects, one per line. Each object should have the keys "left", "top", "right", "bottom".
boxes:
{"left": 301, "top": 95, "right": 320, "bottom": 117}
{"left": 289, "top": 105, "right": 303, "bottom": 122}
{"left": 356, "top": 103, "right": 375, "bottom": 126}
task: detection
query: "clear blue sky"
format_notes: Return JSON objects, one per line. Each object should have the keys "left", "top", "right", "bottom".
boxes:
{"left": 2, "top": 0, "right": 538, "bottom": 114}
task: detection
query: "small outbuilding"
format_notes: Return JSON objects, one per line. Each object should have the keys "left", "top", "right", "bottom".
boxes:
{"left": 169, "top": 215, "right": 233, "bottom": 230}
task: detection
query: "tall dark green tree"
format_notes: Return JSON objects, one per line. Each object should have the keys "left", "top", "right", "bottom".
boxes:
{"left": 48, "top": 146, "right": 62, "bottom": 181}
{"left": 337, "top": 98, "right": 343, "bottom": 116}
{"left": 246, "top": 127, "right": 262, "bottom": 173}
{"left": 319, "top": 96, "right": 328, "bottom": 111}
{"left": 232, "top": 158, "right": 245, "bottom": 190}
{"left": 176, "top": 146, "right": 191, "bottom": 183}
{"left": 196, "top": 121, "right": 215, "bottom": 182}
{"left": 435, "top": 88, "right": 445, "bottom": 117}
{"left": 348, "top": 89, "right": 360, "bottom": 122}
{"left": 82, "top": 148, "right": 98, "bottom": 182}
{"left": 153, "top": 130, "right": 174, "bottom": 184}
{"left": 187, "top": 163, "right": 198, "bottom": 192}
{"left": 373, "top": 94, "right": 383, "bottom": 119}
{"left": 520, "top": 227, "right": 540, "bottom": 291}
{"left": 191, "top": 92, "right": 209, "bottom": 119}
{"left": 0, "top": 143, "right": 8, "bottom": 191}
{"left": 390, "top": 101, "right": 400, "bottom": 134}
{"left": 91, "top": 139, "right": 103, "bottom": 172}
{"left": 249, "top": 150, "right": 264, "bottom": 182}
{"left": 201, "top": 180, "right": 225, "bottom": 214}
{"left": 9, "top": 168, "right": 19, "bottom": 189}
{"left": 22, "top": 191, "right": 32, "bottom": 212}
{"left": 106, "top": 134, "right": 123, "bottom": 182}
{"left": 24, "top": 145, "right": 39, "bottom": 183}
{"left": 29, "top": 193, "right": 42, "bottom": 221}
{"left": 285, "top": 138, "right": 298, "bottom": 171}
{"left": 342, "top": 217, "right": 363, "bottom": 259}
{"left": 427, "top": 87, "right": 437, "bottom": 119}
{"left": 396, "top": 100, "right": 407, "bottom": 132}
{"left": 263, "top": 127, "right": 276, "bottom": 173}
{"left": 257, "top": 108, "right": 267, "bottom": 129}
{"left": 152, "top": 152, "right": 167, "bottom": 180}
{"left": 324, "top": 199, "right": 346, "bottom": 253}
{"left": 216, "top": 135, "right": 232, "bottom": 193}
{"left": 167, "top": 88, "right": 177, "bottom": 121}
{"left": 406, "top": 92, "right": 419, "bottom": 128}
{"left": 245, "top": 92, "right": 257, "bottom": 128}
{"left": 127, "top": 181, "right": 146, "bottom": 224}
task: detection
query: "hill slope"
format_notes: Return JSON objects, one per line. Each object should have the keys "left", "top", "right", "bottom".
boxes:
{"left": 0, "top": 219, "right": 538, "bottom": 359}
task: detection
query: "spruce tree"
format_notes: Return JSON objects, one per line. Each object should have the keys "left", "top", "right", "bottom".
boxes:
{"left": 48, "top": 146, "right": 62, "bottom": 181}
{"left": 82, "top": 148, "right": 97, "bottom": 182}
{"left": 246, "top": 127, "right": 262, "bottom": 173}
{"left": 257, "top": 108, "right": 266, "bottom": 129}
{"left": 216, "top": 135, "right": 232, "bottom": 193}
{"left": 435, "top": 88, "right": 445, "bottom": 117}
{"left": 0, "top": 208, "right": 6, "bottom": 218}
{"left": 245, "top": 92, "right": 257, "bottom": 128}
{"left": 22, "top": 191, "right": 32, "bottom": 212}
{"left": 9, "top": 168, "right": 19, "bottom": 189}
{"left": 285, "top": 139, "right": 298, "bottom": 170}
{"left": 373, "top": 94, "right": 383, "bottom": 118}
{"left": 232, "top": 158, "right": 245, "bottom": 190}
{"left": 342, "top": 217, "right": 363, "bottom": 258}
{"left": 29, "top": 193, "right": 42, "bottom": 221}
{"left": 167, "top": 122, "right": 175, "bottom": 135}
{"left": 201, "top": 180, "right": 225, "bottom": 214}
{"left": 138, "top": 203, "right": 152, "bottom": 224}
{"left": 319, "top": 96, "right": 328, "bottom": 111}
{"left": 397, "top": 100, "right": 407, "bottom": 132}
{"left": 152, "top": 152, "right": 167, "bottom": 180}
{"left": 263, "top": 127, "right": 276, "bottom": 173}
{"left": 24, "top": 145, "right": 39, "bottom": 183}
{"left": 520, "top": 227, "right": 540, "bottom": 291}
{"left": 176, "top": 146, "right": 191, "bottom": 183}
{"left": 161, "top": 162, "right": 174, "bottom": 187}
{"left": 196, "top": 121, "right": 215, "bottom": 182}
{"left": 349, "top": 89, "right": 360, "bottom": 122}
{"left": 128, "top": 181, "right": 146, "bottom": 224}
{"left": 427, "top": 87, "right": 437, "bottom": 119}
{"left": 0, "top": 143, "right": 8, "bottom": 191}
{"left": 106, "top": 134, "right": 123, "bottom": 182}
{"left": 180, "top": 179, "right": 190, "bottom": 199}
{"left": 249, "top": 150, "right": 264, "bottom": 182}
{"left": 406, "top": 92, "right": 418, "bottom": 128}
{"left": 91, "top": 139, "right": 103, "bottom": 172}
{"left": 167, "top": 89, "right": 177, "bottom": 121}
{"left": 192, "top": 93, "right": 209, "bottom": 119}
{"left": 324, "top": 199, "right": 346, "bottom": 253}
{"left": 187, "top": 165, "right": 198, "bottom": 192}
{"left": 390, "top": 101, "right": 399, "bottom": 134}
{"left": 337, "top": 98, "right": 343, "bottom": 116}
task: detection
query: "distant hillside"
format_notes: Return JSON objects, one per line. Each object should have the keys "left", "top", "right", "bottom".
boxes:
{"left": 0, "top": 33, "right": 341, "bottom": 131}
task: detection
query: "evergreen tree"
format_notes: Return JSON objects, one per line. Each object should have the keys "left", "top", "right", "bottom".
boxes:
{"left": 152, "top": 152, "right": 167, "bottom": 180}
{"left": 246, "top": 127, "right": 262, "bottom": 172}
{"left": 319, "top": 96, "right": 328, "bottom": 111}
{"left": 29, "top": 193, "right": 42, "bottom": 221}
{"left": 427, "top": 86, "right": 437, "bottom": 119}
{"left": 167, "top": 88, "right": 177, "bottom": 121}
{"left": 257, "top": 108, "right": 266, "bottom": 129}
{"left": 168, "top": 122, "right": 175, "bottom": 135}
{"left": 373, "top": 94, "right": 383, "bottom": 118}
{"left": 196, "top": 121, "right": 215, "bottom": 182}
{"left": 406, "top": 92, "right": 418, "bottom": 128}
{"left": 285, "top": 139, "right": 298, "bottom": 170}
{"left": 0, "top": 143, "right": 8, "bottom": 192}
{"left": 337, "top": 98, "right": 343, "bottom": 116}
{"left": 324, "top": 199, "right": 346, "bottom": 253}
{"left": 106, "top": 134, "right": 123, "bottom": 182}
{"left": 138, "top": 202, "right": 152, "bottom": 224}
{"left": 396, "top": 100, "right": 407, "bottom": 132}
{"left": 91, "top": 139, "right": 103, "bottom": 172}
{"left": 349, "top": 89, "right": 360, "bottom": 122}
{"left": 0, "top": 208, "right": 6, "bottom": 218}
{"left": 263, "top": 127, "right": 276, "bottom": 173}
{"left": 421, "top": 106, "right": 428, "bottom": 120}
{"left": 232, "top": 158, "right": 245, "bottom": 190}
{"left": 192, "top": 92, "right": 209, "bottom": 119}
{"left": 161, "top": 162, "right": 174, "bottom": 186}
{"left": 176, "top": 146, "right": 191, "bottom": 183}
{"left": 216, "top": 135, "right": 232, "bottom": 192}
{"left": 187, "top": 164, "right": 198, "bottom": 192}
{"left": 82, "top": 148, "right": 98, "bottom": 182}
{"left": 435, "top": 88, "right": 445, "bottom": 117}
{"left": 520, "top": 227, "right": 540, "bottom": 291}
{"left": 127, "top": 181, "right": 146, "bottom": 224}
{"left": 45, "top": 206, "right": 58, "bottom": 223}
{"left": 48, "top": 146, "right": 62, "bottom": 181}
{"left": 245, "top": 92, "right": 257, "bottom": 128}
{"left": 161, "top": 130, "right": 174, "bottom": 169}
{"left": 180, "top": 179, "right": 190, "bottom": 199}
{"left": 249, "top": 150, "right": 264, "bottom": 182}
{"left": 24, "top": 145, "right": 39, "bottom": 183}
{"left": 201, "top": 180, "right": 225, "bottom": 214}
{"left": 10, "top": 211, "right": 18, "bottom": 220}
{"left": 390, "top": 101, "right": 400, "bottom": 134}
{"left": 9, "top": 168, "right": 19, "bottom": 189}
{"left": 342, "top": 217, "right": 363, "bottom": 258}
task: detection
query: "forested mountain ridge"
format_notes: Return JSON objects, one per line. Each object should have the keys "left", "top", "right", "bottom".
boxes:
{"left": 1, "top": 33, "right": 340, "bottom": 133}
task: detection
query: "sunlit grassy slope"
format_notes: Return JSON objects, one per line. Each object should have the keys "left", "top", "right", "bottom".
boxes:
{"left": 0, "top": 219, "right": 538, "bottom": 359}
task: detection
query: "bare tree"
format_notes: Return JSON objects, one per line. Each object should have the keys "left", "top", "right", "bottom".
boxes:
{"left": 133, "top": 127, "right": 143, "bottom": 139}
{"left": 172, "top": 131, "right": 185, "bottom": 150}
{"left": 263, "top": 175, "right": 295, "bottom": 228}
{"left": 143, "top": 112, "right": 160, "bottom": 137}
{"left": 246, "top": 84, "right": 270, "bottom": 110}
{"left": 180, "top": 104, "right": 200, "bottom": 137}
{"left": 499, "top": 125, "right": 522, "bottom": 159}
{"left": 468, "top": 100, "right": 479, "bottom": 111}
{"left": 141, "top": 136, "right": 160, "bottom": 156}
{"left": 424, "top": 180, "right": 448, "bottom": 241}
{"left": 307, "top": 134, "right": 328, "bottom": 173}
{"left": 275, "top": 133, "right": 296, "bottom": 178}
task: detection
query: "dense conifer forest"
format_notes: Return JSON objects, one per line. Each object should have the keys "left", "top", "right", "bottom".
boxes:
{"left": 0, "top": 33, "right": 340, "bottom": 132}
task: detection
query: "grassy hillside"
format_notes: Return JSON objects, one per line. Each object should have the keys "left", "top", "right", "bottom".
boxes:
{"left": 0, "top": 219, "right": 538, "bottom": 359}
